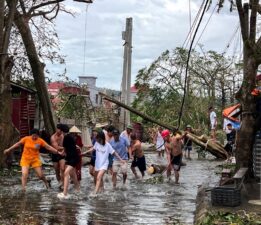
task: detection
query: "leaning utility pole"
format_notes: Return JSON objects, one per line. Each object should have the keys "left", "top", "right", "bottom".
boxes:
{"left": 120, "top": 17, "right": 133, "bottom": 130}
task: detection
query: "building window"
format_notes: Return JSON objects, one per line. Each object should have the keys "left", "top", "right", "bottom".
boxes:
{"left": 100, "top": 96, "right": 103, "bottom": 105}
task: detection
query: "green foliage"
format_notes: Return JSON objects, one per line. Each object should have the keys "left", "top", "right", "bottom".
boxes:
{"left": 145, "top": 175, "right": 164, "bottom": 184}
{"left": 198, "top": 211, "right": 261, "bottom": 225}
{"left": 132, "top": 46, "right": 243, "bottom": 131}
{"left": 56, "top": 94, "right": 90, "bottom": 121}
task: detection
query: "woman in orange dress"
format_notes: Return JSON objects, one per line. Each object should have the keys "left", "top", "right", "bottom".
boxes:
{"left": 4, "top": 128, "right": 61, "bottom": 191}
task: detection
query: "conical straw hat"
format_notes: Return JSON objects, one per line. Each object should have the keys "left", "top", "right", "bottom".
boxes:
{"left": 69, "top": 125, "right": 81, "bottom": 133}
{"left": 147, "top": 166, "right": 154, "bottom": 175}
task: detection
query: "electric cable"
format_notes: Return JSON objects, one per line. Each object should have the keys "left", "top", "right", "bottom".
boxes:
{"left": 195, "top": 3, "right": 217, "bottom": 47}
{"left": 177, "top": 0, "right": 210, "bottom": 130}
{"left": 82, "top": 3, "right": 90, "bottom": 75}
{"left": 182, "top": 0, "right": 206, "bottom": 49}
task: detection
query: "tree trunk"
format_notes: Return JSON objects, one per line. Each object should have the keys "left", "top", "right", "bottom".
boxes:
{"left": 235, "top": 54, "right": 257, "bottom": 169}
{"left": 14, "top": 13, "right": 55, "bottom": 134}
{"left": 0, "top": 55, "right": 19, "bottom": 167}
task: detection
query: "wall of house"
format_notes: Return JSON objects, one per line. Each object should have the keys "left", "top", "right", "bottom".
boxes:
{"left": 79, "top": 76, "right": 102, "bottom": 107}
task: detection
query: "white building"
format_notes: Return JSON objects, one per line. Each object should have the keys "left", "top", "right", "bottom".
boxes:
{"left": 78, "top": 76, "right": 103, "bottom": 107}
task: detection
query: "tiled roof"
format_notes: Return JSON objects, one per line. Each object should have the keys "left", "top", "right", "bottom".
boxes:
{"left": 131, "top": 85, "right": 138, "bottom": 93}
{"left": 47, "top": 81, "right": 65, "bottom": 89}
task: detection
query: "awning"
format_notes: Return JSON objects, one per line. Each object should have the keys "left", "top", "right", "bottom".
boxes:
{"left": 222, "top": 104, "right": 241, "bottom": 122}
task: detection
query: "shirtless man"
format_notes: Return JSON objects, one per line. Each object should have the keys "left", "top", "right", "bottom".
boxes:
{"left": 50, "top": 124, "right": 65, "bottom": 188}
{"left": 162, "top": 129, "right": 186, "bottom": 184}
{"left": 130, "top": 133, "right": 146, "bottom": 178}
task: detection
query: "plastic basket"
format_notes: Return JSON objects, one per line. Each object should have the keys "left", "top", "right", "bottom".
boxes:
{"left": 211, "top": 186, "right": 241, "bottom": 207}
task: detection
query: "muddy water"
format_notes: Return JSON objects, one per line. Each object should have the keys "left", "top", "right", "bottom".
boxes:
{"left": 0, "top": 152, "right": 219, "bottom": 225}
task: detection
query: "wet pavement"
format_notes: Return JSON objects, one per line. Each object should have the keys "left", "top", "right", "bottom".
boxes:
{"left": 0, "top": 152, "right": 219, "bottom": 225}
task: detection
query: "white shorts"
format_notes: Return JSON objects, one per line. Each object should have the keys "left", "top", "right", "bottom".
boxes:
{"left": 112, "top": 160, "right": 128, "bottom": 174}
{"left": 95, "top": 164, "right": 108, "bottom": 172}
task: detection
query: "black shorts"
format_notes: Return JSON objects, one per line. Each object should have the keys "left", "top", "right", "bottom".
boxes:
{"left": 51, "top": 154, "right": 65, "bottom": 163}
{"left": 170, "top": 154, "right": 182, "bottom": 171}
{"left": 184, "top": 145, "right": 192, "bottom": 151}
{"left": 108, "top": 154, "right": 114, "bottom": 168}
{"left": 65, "top": 153, "right": 80, "bottom": 167}
{"left": 131, "top": 156, "right": 146, "bottom": 172}
{"left": 65, "top": 158, "right": 80, "bottom": 167}
{"left": 90, "top": 157, "right": 95, "bottom": 167}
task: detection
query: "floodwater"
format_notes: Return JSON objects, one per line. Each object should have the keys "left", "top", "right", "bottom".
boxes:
{"left": 0, "top": 151, "right": 219, "bottom": 225}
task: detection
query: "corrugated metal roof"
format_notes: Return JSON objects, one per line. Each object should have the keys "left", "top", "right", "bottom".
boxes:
{"left": 10, "top": 81, "right": 36, "bottom": 93}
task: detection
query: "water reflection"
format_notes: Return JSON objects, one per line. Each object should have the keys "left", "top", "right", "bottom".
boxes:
{"left": 0, "top": 152, "right": 219, "bottom": 225}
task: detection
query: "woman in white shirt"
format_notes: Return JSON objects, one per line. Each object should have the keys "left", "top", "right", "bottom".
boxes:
{"left": 82, "top": 131, "right": 125, "bottom": 195}
{"left": 153, "top": 127, "right": 165, "bottom": 157}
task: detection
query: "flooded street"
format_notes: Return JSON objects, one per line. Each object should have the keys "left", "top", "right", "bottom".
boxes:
{"left": 0, "top": 152, "right": 219, "bottom": 225}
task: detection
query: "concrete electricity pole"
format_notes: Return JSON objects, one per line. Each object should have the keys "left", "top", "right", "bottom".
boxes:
{"left": 120, "top": 17, "right": 133, "bottom": 129}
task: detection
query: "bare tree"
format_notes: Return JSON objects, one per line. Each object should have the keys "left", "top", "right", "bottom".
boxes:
{"left": 0, "top": 0, "right": 19, "bottom": 166}
{"left": 9, "top": 0, "right": 71, "bottom": 134}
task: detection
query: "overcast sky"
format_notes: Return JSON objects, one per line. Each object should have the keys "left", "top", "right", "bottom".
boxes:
{"left": 48, "top": 0, "right": 239, "bottom": 90}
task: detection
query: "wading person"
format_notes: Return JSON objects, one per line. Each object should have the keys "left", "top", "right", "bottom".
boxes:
{"left": 153, "top": 127, "right": 165, "bottom": 157}
{"left": 110, "top": 129, "right": 130, "bottom": 188}
{"left": 69, "top": 125, "right": 83, "bottom": 182}
{"left": 50, "top": 124, "right": 65, "bottom": 188}
{"left": 82, "top": 131, "right": 125, "bottom": 196}
{"left": 57, "top": 124, "right": 80, "bottom": 199}
{"left": 162, "top": 130, "right": 186, "bottom": 184}
{"left": 106, "top": 125, "right": 115, "bottom": 175}
{"left": 183, "top": 125, "right": 193, "bottom": 159}
{"left": 120, "top": 124, "right": 133, "bottom": 143}
{"left": 89, "top": 128, "right": 99, "bottom": 184}
{"left": 130, "top": 133, "right": 146, "bottom": 179}
{"left": 4, "top": 128, "right": 61, "bottom": 192}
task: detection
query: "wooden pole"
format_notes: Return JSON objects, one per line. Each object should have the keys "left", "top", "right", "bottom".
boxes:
{"left": 126, "top": 17, "right": 132, "bottom": 125}
{"left": 120, "top": 19, "right": 128, "bottom": 130}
